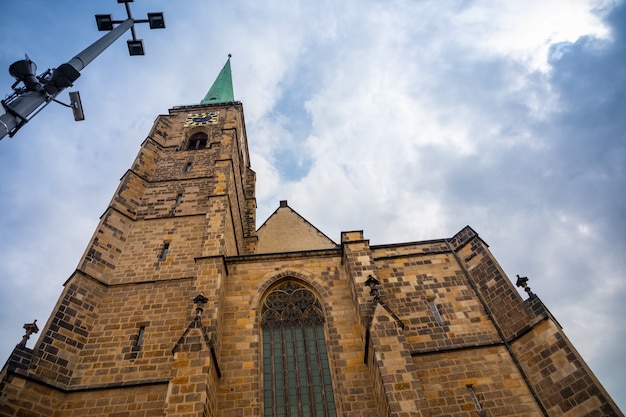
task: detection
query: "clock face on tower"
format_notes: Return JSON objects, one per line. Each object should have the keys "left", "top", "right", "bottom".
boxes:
{"left": 183, "top": 111, "right": 218, "bottom": 127}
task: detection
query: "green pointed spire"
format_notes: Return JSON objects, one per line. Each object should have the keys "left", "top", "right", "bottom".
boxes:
{"left": 201, "top": 55, "right": 234, "bottom": 105}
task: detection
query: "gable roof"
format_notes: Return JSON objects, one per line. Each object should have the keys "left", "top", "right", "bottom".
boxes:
{"left": 256, "top": 201, "right": 337, "bottom": 254}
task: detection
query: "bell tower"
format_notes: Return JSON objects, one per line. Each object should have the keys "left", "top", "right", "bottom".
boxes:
{"left": 0, "top": 57, "right": 257, "bottom": 417}
{"left": 80, "top": 55, "right": 255, "bottom": 286}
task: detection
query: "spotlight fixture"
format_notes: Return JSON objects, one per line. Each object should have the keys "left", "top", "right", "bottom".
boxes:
{"left": 147, "top": 12, "right": 166, "bottom": 29}
{"left": 95, "top": 14, "right": 114, "bottom": 31}
{"left": 127, "top": 39, "right": 145, "bottom": 56}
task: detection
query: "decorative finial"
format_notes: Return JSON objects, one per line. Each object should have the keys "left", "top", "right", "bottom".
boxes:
{"left": 363, "top": 275, "right": 405, "bottom": 328}
{"left": 516, "top": 275, "right": 535, "bottom": 298}
{"left": 193, "top": 294, "right": 209, "bottom": 317}
{"left": 228, "top": 53, "right": 232, "bottom": 58}
{"left": 365, "top": 275, "right": 382, "bottom": 303}
{"left": 19, "top": 320, "right": 39, "bottom": 347}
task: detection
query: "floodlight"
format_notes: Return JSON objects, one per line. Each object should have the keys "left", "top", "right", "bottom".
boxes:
{"left": 148, "top": 13, "right": 165, "bottom": 29}
{"left": 95, "top": 14, "right": 114, "bottom": 31}
{"left": 127, "top": 39, "right": 145, "bottom": 56}
{"left": 117, "top": 0, "right": 134, "bottom": 3}
{"left": 69, "top": 91, "right": 85, "bottom": 121}
{"left": 9, "top": 56, "right": 40, "bottom": 91}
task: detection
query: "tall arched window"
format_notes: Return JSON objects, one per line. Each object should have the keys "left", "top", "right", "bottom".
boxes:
{"left": 261, "top": 281, "right": 337, "bottom": 417}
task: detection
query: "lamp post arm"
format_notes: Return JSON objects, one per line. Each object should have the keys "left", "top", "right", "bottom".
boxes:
{"left": 67, "top": 18, "right": 134, "bottom": 72}
{"left": 0, "top": 18, "right": 135, "bottom": 140}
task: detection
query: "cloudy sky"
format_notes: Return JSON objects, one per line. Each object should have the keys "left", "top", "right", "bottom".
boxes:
{"left": 0, "top": 0, "right": 624, "bottom": 410}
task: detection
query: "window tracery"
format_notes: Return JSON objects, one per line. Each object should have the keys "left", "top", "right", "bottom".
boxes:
{"left": 261, "top": 281, "right": 337, "bottom": 417}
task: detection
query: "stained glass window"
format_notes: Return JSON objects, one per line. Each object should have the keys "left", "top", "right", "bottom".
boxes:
{"left": 261, "top": 282, "right": 337, "bottom": 417}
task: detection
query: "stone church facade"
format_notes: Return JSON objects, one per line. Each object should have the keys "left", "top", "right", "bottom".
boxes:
{"left": 0, "top": 60, "right": 623, "bottom": 417}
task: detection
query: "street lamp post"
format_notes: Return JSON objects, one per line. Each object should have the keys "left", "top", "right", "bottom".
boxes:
{"left": 0, "top": 1, "right": 165, "bottom": 141}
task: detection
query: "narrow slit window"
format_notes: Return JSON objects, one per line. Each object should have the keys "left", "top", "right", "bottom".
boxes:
{"left": 428, "top": 299, "right": 444, "bottom": 325}
{"left": 184, "top": 162, "right": 192, "bottom": 173}
{"left": 176, "top": 194, "right": 183, "bottom": 206}
{"left": 159, "top": 242, "right": 170, "bottom": 261}
{"left": 133, "top": 326, "right": 145, "bottom": 351}
{"left": 467, "top": 385, "right": 486, "bottom": 416}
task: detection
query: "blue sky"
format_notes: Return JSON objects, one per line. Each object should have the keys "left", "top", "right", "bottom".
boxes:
{"left": 0, "top": 0, "right": 624, "bottom": 410}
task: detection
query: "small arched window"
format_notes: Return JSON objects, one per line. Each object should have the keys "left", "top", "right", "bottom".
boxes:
{"left": 187, "top": 132, "right": 207, "bottom": 150}
{"left": 261, "top": 281, "right": 337, "bottom": 417}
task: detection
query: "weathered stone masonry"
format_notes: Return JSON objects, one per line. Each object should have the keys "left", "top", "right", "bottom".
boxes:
{"left": 1, "top": 92, "right": 622, "bottom": 417}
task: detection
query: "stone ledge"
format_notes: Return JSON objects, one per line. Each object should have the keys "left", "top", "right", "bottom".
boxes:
{"left": 3, "top": 369, "right": 169, "bottom": 393}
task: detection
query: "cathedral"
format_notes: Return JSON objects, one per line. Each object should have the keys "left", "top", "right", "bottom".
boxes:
{"left": 0, "top": 58, "right": 623, "bottom": 417}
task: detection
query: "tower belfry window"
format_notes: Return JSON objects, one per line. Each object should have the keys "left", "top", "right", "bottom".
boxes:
{"left": 261, "top": 281, "right": 337, "bottom": 417}
{"left": 187, "top": 132, "right": 208, "bottom": 150}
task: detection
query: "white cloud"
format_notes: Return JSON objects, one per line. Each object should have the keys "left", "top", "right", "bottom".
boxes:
{"left": 454, "top": 0, "right": 614, "bottom": 71}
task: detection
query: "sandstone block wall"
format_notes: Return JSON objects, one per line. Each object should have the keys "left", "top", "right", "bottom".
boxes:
{"left": 1, "top": 99, "right": 622, "bottom": 417}
{"left": 513, "top": 320, "right": 623, "bottom": 417}
{"left": 413, "top": 346, "right": 543, "bottom": 416}
{"left": 219, "top": 253, "right": 378, "bottom": 417}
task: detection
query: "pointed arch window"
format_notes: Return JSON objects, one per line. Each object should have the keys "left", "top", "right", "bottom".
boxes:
{"left": 261, "top": 281, "right": 337, "bottom": 417}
